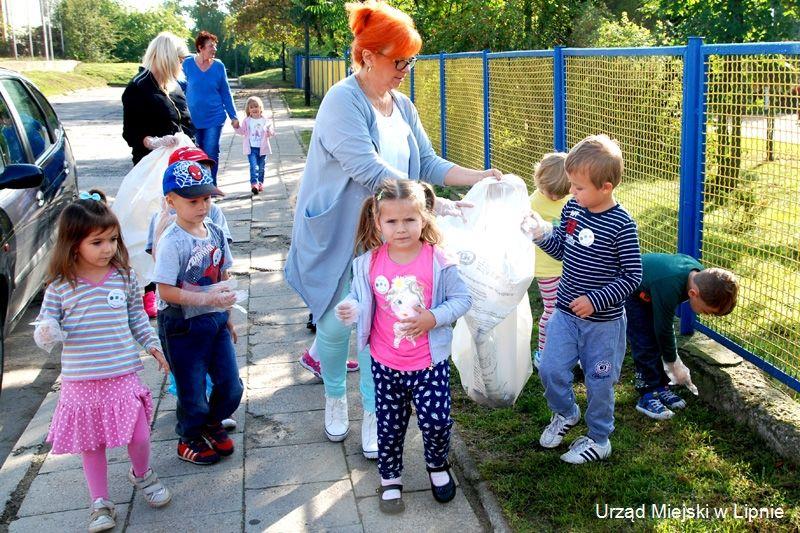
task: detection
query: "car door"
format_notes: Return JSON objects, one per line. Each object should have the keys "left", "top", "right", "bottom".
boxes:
{"left": 0, "top": 78, "right": 57, "bottom": 322}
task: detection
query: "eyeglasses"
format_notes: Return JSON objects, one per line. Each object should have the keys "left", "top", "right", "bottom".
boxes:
{"left": 375, "top": 51, "right": 417, "bottom": 71}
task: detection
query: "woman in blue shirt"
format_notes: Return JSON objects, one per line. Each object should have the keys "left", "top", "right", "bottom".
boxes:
{"left": 285, "top": 1, "right": 501, "bottom": 463}
{"left": 182, "top": 31, "right": 239, "bottom": 183}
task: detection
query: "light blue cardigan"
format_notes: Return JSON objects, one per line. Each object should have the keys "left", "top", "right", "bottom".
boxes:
{"left": 285, "top": 75, "right": 455, "bottom": 321}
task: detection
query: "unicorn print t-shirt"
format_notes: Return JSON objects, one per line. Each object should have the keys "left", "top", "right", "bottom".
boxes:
{"left": 369, "top": 242, "right": 434, "bottom": 371}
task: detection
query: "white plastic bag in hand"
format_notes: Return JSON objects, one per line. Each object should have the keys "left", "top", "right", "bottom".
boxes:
{"left": 520, "top": 211, "right": 553, "bottom": 241}
{"left": 335, "top": 298, "right": 359, "bottom": 326}
{"left": 664, "top": 356, "right": 699, "bottom": 395}
{"left": 32, "top": 317, "right": 65, "bottom": 353}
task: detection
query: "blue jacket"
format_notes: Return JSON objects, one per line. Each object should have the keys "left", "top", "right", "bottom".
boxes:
{"left": 285, "top": 75, "right": 454, "bottom": 320}
{"left": 346, "top": 246, "right": 472, "bottom": 366}
{"left": 182, "top": 58, "right": 237, "bottom": 129}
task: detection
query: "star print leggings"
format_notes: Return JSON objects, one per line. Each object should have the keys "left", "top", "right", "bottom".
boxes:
{"left": 372, "top": 359, "right": 453, "bottom": 480}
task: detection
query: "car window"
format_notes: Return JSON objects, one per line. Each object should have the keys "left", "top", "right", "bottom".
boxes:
{"left": 0, "top": 96, "right": 24, "bottom": 168}
{"left": 27, "top": 83, "right": 60, "bottom": 134}
{"left": 1, "top": 79, "right": 52, "bottom": 160}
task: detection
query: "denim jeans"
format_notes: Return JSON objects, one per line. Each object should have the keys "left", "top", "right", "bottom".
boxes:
{"left": 194, "top": 124, "right": 223, "bottom": 183}
{"left": 316, "top": 282, "right": 375, "bottom": 413}
{"left": 538, "top": 309, "right": 626, "bottom": 444}
{"left": 158, "top": 308, "right": 243, "bottom": 440}
{"left": 624, "top": 295, "right": 670, "bottom": 395}
{"left": 247, "top": 148, "right": 267, "bottom": 184}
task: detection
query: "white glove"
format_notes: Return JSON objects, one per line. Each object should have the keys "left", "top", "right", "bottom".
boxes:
{"left": 143, "top": 135, "right": 179, "bottom": 150}
{"left": 179, "top": 285, "right": 237, "bottom": 309}
{"left": 520, "top": 211, "right": 553, "bottom": 241}
{"left": 433, "top": 196, "right": 473, "bottom": 222}
{"left": 335, "top": 298, "right": 359, "bottom": 326}
{"left": 664, "top": 356, "right": 699, "bottom": 395}
{"left": 33, "top": 317, "right": 65, "bottom": 353}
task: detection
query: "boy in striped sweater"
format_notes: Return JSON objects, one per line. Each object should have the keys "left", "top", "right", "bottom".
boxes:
{"left": 522, "top": 134, "right": 642, "bottom": 464}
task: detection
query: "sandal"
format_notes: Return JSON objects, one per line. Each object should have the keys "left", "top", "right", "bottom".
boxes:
{"left": 377, "top": 483, "right": 405, "bottom": 514}
{"left": 88, "top": 498, "right": 116, "bottom": 533}
{"left": 128, "top": 467, "right": 172, "bottom": 508}
{"left": 427, "top": 463, "right": 457, "bottom": 503}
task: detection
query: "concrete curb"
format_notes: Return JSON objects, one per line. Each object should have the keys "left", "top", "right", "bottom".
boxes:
{"left": 450, "top": 426, "right": 512, "bottom": 533}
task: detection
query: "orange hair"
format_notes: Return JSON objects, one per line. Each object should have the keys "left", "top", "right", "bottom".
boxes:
{"left": 346, "top": 1, "right": 422, "bottom": 69}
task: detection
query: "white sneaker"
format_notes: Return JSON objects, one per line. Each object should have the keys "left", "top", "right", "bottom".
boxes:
{"left": 362, "top": 410, "right": 378, "bottom": 459}
{"left": 88, "top": 498, "right": 116, "bottom": 533}
{"left": 560, "top": 435, "right": 612, "bottom": 464}
{"left": 325, "top": 395, "right": 349, "bottom": 442}
{"left": 128, "top": 467, "right": 171, "bottom": 508}
{"left": 539, "top": 406, "right": 581, "bottom": 448}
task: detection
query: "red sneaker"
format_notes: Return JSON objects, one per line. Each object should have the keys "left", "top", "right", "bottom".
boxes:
{"left": 177, "top": 438, "right": 219, "bottom": 465}
{"left": 202, "top": 423, "right": 235, "bottom": 456}
{"left": 346, "top": 360, "right": 359, "bottom": 372}
{"left": 257, "top": 182, "right": 264, "bottom": 192}
{"left": 142, "top": 291, "right": 157, "bottom": 319}
{"left": 299, "top": 350, "right": 322, "bottom": 379}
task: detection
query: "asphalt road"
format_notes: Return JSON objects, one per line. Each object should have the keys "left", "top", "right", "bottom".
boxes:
{"left": 0, "top": 86, "right": 129, "bottom": 466}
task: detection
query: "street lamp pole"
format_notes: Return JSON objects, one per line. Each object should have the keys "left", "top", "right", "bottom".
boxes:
{"left": 304, "top": 19, "right": 310, "bottom": 106}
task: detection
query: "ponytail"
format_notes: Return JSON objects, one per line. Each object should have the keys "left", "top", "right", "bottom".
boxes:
{"left": 354, "top": 195, "right": 383, "bottom": 254}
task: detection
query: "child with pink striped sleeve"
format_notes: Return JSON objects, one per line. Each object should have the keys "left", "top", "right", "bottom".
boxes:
{"left": 529, "top": 153, "right": 571, "bottom": 369}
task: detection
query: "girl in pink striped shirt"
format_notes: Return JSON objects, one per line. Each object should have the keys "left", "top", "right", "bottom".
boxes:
{"left": 33, "top": 195, "right": 171, "bottom": 533}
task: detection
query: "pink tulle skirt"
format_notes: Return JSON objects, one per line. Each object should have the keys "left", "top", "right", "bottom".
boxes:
{"left": 47, "top": 373, "right": 153, "bottom": 455}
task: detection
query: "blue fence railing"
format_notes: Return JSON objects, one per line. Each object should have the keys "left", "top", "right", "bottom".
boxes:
{"left": 294, "top": 39, "right": 800, "bottom": 393}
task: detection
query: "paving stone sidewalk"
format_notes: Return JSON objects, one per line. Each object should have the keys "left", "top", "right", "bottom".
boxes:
{"left": 1, "top": 89, "right": 488, "bottom": 532}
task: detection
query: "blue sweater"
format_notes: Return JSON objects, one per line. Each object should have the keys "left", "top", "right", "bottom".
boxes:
{"left": 536, "top": 199, "right": 642, "bottom": 321}
{"left": 182, "top": 57, "right": 237, "bottom": 129}
{"left": 285, "top": 75, "right": 454, "bottom": 320}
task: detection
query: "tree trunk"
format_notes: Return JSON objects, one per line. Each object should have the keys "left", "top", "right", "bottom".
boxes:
{"left": 281, "top": 41, "right": 286, "bottom": 81}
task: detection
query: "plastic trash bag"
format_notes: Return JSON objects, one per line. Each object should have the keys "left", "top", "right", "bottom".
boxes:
{"left": 112, "top": 133, "right": 195, "bottom": 286}
{"left": 438, "top": 175, "right": 535, "bottom": 406}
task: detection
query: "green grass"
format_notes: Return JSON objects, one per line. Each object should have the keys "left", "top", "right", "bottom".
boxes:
{"left": 239, "top": 67, "right": 292, "bottom": 89}
{"left": 24, "top": 70, "right": 107, "bottom": 97}
{"left": 299, "top": 130, "right": 312, "bottom": 153}
{"left": 279, "top": 88, "right": 320, "bottom": 119}
{"left": 74, "top": 62, "right": 139, "bottom": 86}
{"left": 238, "top": 67, "right": 320, "bottom": 119}
{"left": 452, "top": 291, "right": 800, "bottom": 532}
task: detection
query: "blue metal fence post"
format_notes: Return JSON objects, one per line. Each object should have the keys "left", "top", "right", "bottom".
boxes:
{"left": 410, "top": 64, "right": 415, "bottom": 103}
{"left": 439, "top": 52, "right": 447, "bottom": 158}
{"left": 482, "top": 49, "right": 491, "bottom": 169}
{"left": 553, "top": 46, "right": 566, "bottom": 152}
{"left": 677, "top": 36, "right": 706, "bottom": 335}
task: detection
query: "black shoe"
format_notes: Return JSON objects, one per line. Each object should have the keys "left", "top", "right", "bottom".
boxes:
{"left": 306, "top": 313, "right": 316, "bottom": 333}
{"left": 377, "top": 483, "right": 404, "bottom": 514}
{"left": 427, "top": 463, "right": 456, "bottom": 503}
{"left": 251, "top": 185, "right": 259, "bottom": 195}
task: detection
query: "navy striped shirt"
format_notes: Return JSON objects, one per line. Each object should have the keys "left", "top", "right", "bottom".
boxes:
{"left": 537, "top": 199, "right": 642, "bottom": 322}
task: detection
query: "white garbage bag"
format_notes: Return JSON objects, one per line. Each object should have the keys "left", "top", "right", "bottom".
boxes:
{"left": 439, "top": 175, "right": 535, "bottom": 406}
{"left": 112, "top": 133, "right": 194, "bottom": 286}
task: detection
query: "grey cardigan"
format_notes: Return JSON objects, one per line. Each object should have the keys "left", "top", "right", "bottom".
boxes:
{"left": 285, "top": 75, "right": 455, "bottom": 321}
{"left": 346, "top": 246, "right": 472, "bottom": 365}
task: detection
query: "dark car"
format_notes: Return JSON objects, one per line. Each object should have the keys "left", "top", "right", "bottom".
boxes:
{"left": 0, "top": 69, "right": 78, "bottom": 392}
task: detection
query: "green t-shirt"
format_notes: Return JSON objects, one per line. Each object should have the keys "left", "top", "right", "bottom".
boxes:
{"left": 635, "top": 253, "right": 703, "bottom": 363}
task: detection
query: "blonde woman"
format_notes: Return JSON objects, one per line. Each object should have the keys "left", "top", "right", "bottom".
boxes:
{"left": 122, "top": 32, "right": 195, "bottom": 165}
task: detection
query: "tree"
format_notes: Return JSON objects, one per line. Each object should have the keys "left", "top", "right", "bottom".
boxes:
{"left": 113, "top": 2, "right": 190, "bottom": 62}
{"left": 55, "top": 0, "right": 122, "bottom": 61}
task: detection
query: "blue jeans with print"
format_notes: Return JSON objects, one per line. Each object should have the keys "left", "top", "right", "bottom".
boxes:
{"left": 194, "top": 124, "right": 223, "bottom": 182}
{"left": 624, "top": 295, "right": 670, "bottom": 395}
{"left": 372, "top": 359, "right": 452, "bottom": 480}
{"left": 247, "top": 148, "right": 267, "bottom": 184}
{"left": 158, "top": 308, "right": 243, "bottom": 440}
{"left": 538, "top": 309, "right": 626, "bottom": 444}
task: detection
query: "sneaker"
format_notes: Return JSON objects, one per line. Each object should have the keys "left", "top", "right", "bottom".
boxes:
{"left": 655, "top": 386, "right": 687, "bottom": 410}
{"left": 532, "top": 350, "right": 541, "bottom": 370}
{"left": 362, "top": 410, "right": 378, "bottom": 459}
{"left": 539, "top": 406, "right": 581, "bottom": 448}
{"left": 202, "top": 422, "right": 235, "bottom": 456}
{"left": 636, "top": 392, "right": 674, "bottom": 420}
{"left": 347, "top": 359, "right": 360, "bottom": 372}
{"left": 177, "top": 438, "right": 220, "bottom": 465}
{"left": 251, "top": 184, "right": 259, "bottom": 195}
{"left": 325, "top": 395, "right": 349, "bottom": 442}
{"left": 128, "top": 467, "right": 171, "bottom": 508}
{"left": 299, "top": 350, "right": 322, "bottom": 379}
{"left": 560, "top": 435, "right": 612, "bottom": 464}
{"left": 88, "top": 498, "right": 116, "bottom": 533}
{"left": 257, "top": 182, "right": 264, "bottom": 192}
{"left": 221, "top": 418, "right": 237, "bottom": 430}
{"left": 142, "top": 291, "right": 157, "bottom": 319}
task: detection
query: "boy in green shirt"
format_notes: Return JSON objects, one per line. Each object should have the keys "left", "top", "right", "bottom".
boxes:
{"left": 625, "top": 253, "right": 738, "bottom": 420}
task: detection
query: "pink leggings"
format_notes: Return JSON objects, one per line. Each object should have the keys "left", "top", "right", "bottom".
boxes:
{"left": 81, "top": 405, "right": 151, "bottom": 500}
{"left": 536, "top": 276, "right": 560, "bottom": 352}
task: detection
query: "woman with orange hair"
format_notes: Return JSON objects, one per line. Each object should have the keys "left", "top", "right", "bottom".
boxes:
{"left": 285, "top": 0, "right": 500, "bottom": 493}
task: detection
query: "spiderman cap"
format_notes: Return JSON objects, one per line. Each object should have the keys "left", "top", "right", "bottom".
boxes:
{"left": 162, "top": 160, "right": 224, "bottom": 198}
